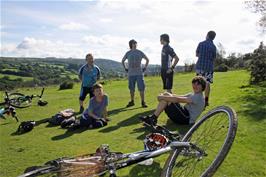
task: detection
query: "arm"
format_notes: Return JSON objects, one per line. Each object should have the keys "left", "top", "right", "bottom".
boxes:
{"left": 143, "top": 55, "right": 149, "bottom": 71}
{"left": 157, "top": 94, "right": 192, "bottom": 104}
{"left": 121, "top": 53, "right": 128, "bottom": 72}
{"left": 78, "top": 66, "right": 83, "bottom": 81}
{"left": 171, "top": 55, "right": 179, "bottom": 69}
{"left": 196, "top": 43, "right": 200, "bottom": 57}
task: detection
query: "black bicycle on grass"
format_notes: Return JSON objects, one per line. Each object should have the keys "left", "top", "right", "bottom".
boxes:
{"left": 18, "top": 106, "right": 237, "bottom": 177}
{"left": 8, "top": 87, "right": 47, "bottom": 108}
{"left": 0, "top": 91, "right": 19, "bottom": 122}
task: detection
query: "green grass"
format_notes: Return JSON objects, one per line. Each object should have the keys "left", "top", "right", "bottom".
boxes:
{"left": 0, "top": 70, "right": 265, "bottom": 177}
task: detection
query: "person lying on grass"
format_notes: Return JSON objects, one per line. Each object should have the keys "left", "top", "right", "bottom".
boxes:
{"left": 140, "top": 76, "right": 206, "bottom": 126}
{"left": 70, "top": 83, "right": 109, "bottom": 129}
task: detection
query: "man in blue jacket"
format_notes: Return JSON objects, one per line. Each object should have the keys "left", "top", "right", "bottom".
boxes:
{"left": 78, "top": 53, "right": 100, "bottom": 113}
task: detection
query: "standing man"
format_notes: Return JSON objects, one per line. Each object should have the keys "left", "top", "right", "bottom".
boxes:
{"left": 78, "top": 53, "right": 100, "bottom": 113}
{"left": 160, "top": 34, "right": 179, "bottom": 93}
{"left": 122, "top": 39, "right": 149, "bottom": 108}
{"left": 195, "top": 31, "right": 217, "bottom": 107}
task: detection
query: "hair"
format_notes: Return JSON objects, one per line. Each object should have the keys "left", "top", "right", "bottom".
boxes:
{"left": 129, "top": 39, "right": 137, "bottom": 49}
{"left": 207, "top": 31, "right": 216, "bottom": 40}
{"left": 86, "top": 53, "right": 93, "bottom": 60}
{"left": 160, "top": 34, "right": 170, "bottom": 43}
{"left": 92, "top": 83, "right": 103, "bottom": 91}
{"left": 192, "top": 76, "right": 207, "bottom": 91}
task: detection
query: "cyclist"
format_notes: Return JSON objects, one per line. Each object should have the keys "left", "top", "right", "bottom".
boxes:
{"left": 195, "top": 31, "right": 217, "bottom": 107}
{"left": 160, "top": 34, "right": 179, "bottom": 93}
{"left": 140, "top": 76, "right": 206, "bottom": 126}
{"left": 122, "top": 39, "right": 150, "bottom": 108}
{"left": 78, "top": 53, "right": 100, "bottom": 113}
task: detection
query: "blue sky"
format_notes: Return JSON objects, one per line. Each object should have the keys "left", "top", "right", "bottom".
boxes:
{"left": 1, "top": 0, "right": 265, "bottom": 64}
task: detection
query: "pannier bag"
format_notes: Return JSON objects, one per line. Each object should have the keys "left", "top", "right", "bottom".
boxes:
{"left": 17, "top": 121, "right": 36, "bottom": 134}
{"left": 49, "top": 109, "right": 75, "bottom": 125}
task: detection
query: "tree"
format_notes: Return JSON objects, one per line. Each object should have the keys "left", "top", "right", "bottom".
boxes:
{"left": 249, "top": 41, "right": 266, "bottom": 84}
{"left": 245, "top": 0, "right": 266, "bottom": 32}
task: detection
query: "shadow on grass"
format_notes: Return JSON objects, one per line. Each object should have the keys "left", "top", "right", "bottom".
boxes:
{"left": 108, "top": 106, "right": 143, "bottom": 116}
{"left": 51, "top": 127, "right": 88, "bottom": 141}
{"left": 236, "top": 84, "right": 266, "bottom": 121}
{"left": 127, "top": 161, "right": 162, "bottom": 177}
{"left": 99, "top": 109, "right": 154, "bottom": 133}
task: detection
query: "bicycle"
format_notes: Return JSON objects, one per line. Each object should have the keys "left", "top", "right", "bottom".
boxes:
{"left": 18, "top": 106, "right": 237, "bottom": 177}
{"left": 8, "top": 87, "right": 47, "bottom": 108}
{"left": 0, "top": 91, "right": 19, "bottom": 122}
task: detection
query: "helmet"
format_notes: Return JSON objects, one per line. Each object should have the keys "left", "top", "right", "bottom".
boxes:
{"left": 144, "top": 133, "right": 169, "bottom": 151}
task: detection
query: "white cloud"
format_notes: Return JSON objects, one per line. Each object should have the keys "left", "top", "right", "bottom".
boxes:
{"left": 59, "top": 22, "right": 89, "bottom": 31}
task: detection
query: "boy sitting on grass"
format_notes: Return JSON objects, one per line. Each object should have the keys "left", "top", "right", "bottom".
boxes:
{"left": 70, "top": 83, "right": 109, "bottom": 129}
{"left": 140, "top": 76, "right": 206, "bottom": 126}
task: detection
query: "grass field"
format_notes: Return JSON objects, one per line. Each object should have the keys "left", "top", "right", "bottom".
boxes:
{"left": 0, "top": 70, "right": 265, "bottom": 177}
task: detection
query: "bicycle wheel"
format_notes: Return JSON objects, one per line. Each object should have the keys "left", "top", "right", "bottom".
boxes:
{"left": 18, "top": 165, "right": 58, "bottom": 177}
{"left": 161, "top": 106, "right": 237, "bottom": 177}
{"left": 8, "top": 93, "right": 32, "bottom": 108}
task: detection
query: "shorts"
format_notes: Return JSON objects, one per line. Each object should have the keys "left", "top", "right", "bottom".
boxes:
{"left": 196, "top": 70, "right": 213, "bottom": 83}
{"left": 161, "top": 70, "right": 173, "bottom": 90}
{"left": 165, "top": 103, "right": 190, "bottom": 125}
{"left": 79, "top": 87, "right": 94, "bottom": 101}
{"left": 80, "top": 114, "right": 107, "bottom": 128}
{"left": 128, "top": 75, "right": 145, "bottom": 92}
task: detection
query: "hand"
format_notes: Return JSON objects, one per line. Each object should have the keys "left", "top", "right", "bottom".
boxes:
{"left": 166, "top": 68, "right": 173, "bottom": 74}
{"left": 142, "top": 67, "right": 146, "bottom": 72}
{"left": 125, "top": 68, "right": 128, "bottom": 72}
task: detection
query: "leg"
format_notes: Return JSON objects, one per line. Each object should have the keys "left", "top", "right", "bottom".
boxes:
{"left": 130, "top": 90, "right": 135, "bottom": 102}
{"left": 127, "top": 76, "right": 136, "bottom": 107}
{"left": 205, "top": 82, "right": 210, "bottom": 105}
{"left": 137, "top": 75, "right": 147, "bottom": 107}
{"left": 79, "top": 87, "right": 88, "bottom": 113}
{"left": 154, "top": 100, "right": 168, "bottom": 117}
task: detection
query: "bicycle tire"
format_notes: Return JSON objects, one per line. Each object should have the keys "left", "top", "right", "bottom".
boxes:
{"left": 8, "top": 93, "right": 32, "bottom": 108}
{"left": 18, "top": 165, "right": 58, "bottom": 177}
{"left": 161, "top": 106, "right": 237, "bottom": 177}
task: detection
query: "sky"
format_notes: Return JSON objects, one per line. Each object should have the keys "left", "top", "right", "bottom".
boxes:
{"left": 1, "top": 0, "right": 265, "bottom": 65}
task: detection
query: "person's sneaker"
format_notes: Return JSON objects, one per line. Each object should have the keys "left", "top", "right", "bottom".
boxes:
{"left": 139, "top": 115, "right": 157, "bottom": 126}
{"left": 126, "top": 101, "right": 135, "bottom": 107}
{"left": 141, "top": 101, "right": 148, "bottom": 108}
{"left": 79, "top": 106, "right": 84, "bottom": 113}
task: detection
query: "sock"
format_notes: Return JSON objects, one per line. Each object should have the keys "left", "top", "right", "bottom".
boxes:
{"left": 205, "top": 97, "right": 209, "bottom": 103}
{"left": 151, "top": 114, "right": 158, "bottom": 119}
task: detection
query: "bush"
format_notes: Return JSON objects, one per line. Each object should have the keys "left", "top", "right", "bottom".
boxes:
{"left": 214, "top": 64, "right": 229, "bottom": 72}
{"left": 59, "top": 81, "right": 74, "bottom": 90}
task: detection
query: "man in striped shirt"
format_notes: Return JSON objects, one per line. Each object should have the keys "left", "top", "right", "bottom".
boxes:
{"left": 195, "top": 31, "right": 217, "bottom": 107}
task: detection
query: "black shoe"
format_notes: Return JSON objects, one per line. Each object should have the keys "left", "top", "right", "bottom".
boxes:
{"left": 139, "top": 115, "right": 157, "bottom": 126}
{"left": 205, "top": 102, "right": 209, "bottom": 107}
{"left": 141, "top": 101, "right": 148, "bottom": 108}
{"left": 126, "top": 101, "right": 135, "bottom": 107}
{"left": 79, "top": 106, "right": 84, "bottom": 113}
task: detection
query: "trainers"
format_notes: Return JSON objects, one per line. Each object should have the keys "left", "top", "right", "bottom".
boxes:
{"left": 126, "top": 101, "right": 135, "bottom": 107}
{"left": 139, "top": 115, "right": 157, "bottom": 126}
{"left": 79, "top": 106, "right": 84, "bottom": 113}
{"left": 141, "top": 101, "right": 148, "bottom": 108}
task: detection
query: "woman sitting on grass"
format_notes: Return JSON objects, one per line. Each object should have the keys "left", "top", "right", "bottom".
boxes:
{"left": 70, "top": 83, "right": 109, "bottom": 130}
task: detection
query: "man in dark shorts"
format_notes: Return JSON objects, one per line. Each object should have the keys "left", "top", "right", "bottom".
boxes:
{"left": 140, "top": 76, "right": 206, "bottom": 126}
{"left": 122, "top": 39, "right": 150, "bottom": 108}
{"left": 196, "top": 31, "right": 217, "bottom": 107}
{"left": 160, "top": 34, "right": 179, "bottom": 93}
{"left": 78, "top": 53, "right": 100, "bottom": 113}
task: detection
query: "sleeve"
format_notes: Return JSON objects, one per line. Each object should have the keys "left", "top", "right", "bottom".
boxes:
{"left": 96, "top": 66, "right": 101, "bottom": 80}
{"left": 196, "top": 43, "right": 201, "bottom": 56}
{"left": 141, "top": 51, "right": 147, "bottom": 59}
{"left": 190, "top": 94, "right": 200, "bottom": 104}
{"left": 168, "top": 46, "right": 177, "bottom": 58}
{"left": 122, "top": 52, "right": 128, "bottom": 61}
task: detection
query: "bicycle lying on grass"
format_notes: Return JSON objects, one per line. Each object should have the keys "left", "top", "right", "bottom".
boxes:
{"left": 19, "top": 106, "right": 237, "bottom": 177}
{"left": 0, "top": 91, "right": 19, "bottom": 122}
{"left": 8, "top": 87, "right": 47, "bottom": 108}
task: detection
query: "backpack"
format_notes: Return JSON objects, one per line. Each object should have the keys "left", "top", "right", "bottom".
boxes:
{"left": 49, "top": 109, "right": 75, "bottom": 125}
{"left": 17, "top": 121, "right": 36, "bottom": 134}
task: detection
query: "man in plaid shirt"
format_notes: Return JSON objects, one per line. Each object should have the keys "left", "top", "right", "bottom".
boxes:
{"left": 195, "top": 31, "right": 217, "bottom": 107}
